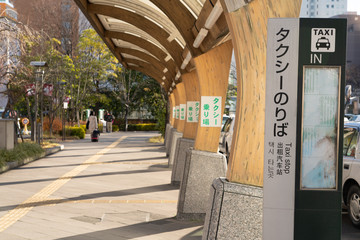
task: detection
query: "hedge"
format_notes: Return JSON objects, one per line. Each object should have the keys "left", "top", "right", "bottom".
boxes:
{"left": 112, "top": 125, "right": 119, "bottom": 132}
{"left": 80, "top": 124, "right": 86, "bottom": 132}
{"left": 60, "top": 126, "right": 85, "bottom": 139}
{"left": 0, "top": 142, "right": 45, "bottom": 166}
{"left": 127, "top": 123, "right": 158, "bottom": 131}
{"left": 80, "top": 124, "right": 103, "bottom": 133}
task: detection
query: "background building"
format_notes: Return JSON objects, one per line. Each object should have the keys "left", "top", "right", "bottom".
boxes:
{"left": 334, "top": 13, "right": 360, "bottom": 67}
{"left": 0, "top": 0, "right": 18, "bottom": 113}
{"left": 300, "top": 0, "right": 348, "bottom": 18}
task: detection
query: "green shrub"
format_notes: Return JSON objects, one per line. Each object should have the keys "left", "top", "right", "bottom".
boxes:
{"left": 112, "top": 125, "right": 119, "bottom": 132}
{"left": 80, "top": 124, "right": 86, "bottom": 132}
{"left": 127, "top": 123, "right": 158, "bottom": 131}
{"left": 80, "top": 124, "right": 102, "bottom": 133}
{"left": 61, "top": 127, "right": 85, "bottom": 139}
{"left": 0, "top": 142, "right": 45, "bottom": 165}
{"left": 68, "top": 127, "right": 85, "bottom": 139}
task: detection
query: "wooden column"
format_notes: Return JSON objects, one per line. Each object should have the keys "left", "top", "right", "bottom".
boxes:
{"left": 182, "top": 71, "right": 200, "bottom": 140}
{"left": 221, "top": 0, "right": 302, "bottom": 186}
{"left": 173, "top": 88, "right": 180, "bottom": 129}
{"left": 176, "top": 82, "right": 186, "bottom": 133}
{"left": 169, "top": 93, "right": 175, "bottom": 126}
{"left": 193, "top": 41, "right": 233, "bottom": 153}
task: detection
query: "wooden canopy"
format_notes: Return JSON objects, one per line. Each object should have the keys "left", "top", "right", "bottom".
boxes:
{"left": 74, "top": 0, "right": 230, "bottom": 92}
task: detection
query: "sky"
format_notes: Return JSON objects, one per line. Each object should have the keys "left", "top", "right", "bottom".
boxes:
{"left": 348, "top": 0, "right": 360, "bottom": 14}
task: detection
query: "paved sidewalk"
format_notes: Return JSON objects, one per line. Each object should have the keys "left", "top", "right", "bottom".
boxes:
{"left": 0, "top": 132, "right": 203, "bottom": 240}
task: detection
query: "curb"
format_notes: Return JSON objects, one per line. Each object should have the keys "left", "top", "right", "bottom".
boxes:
{"left": 0, "top": 145, "right": 64, "bottom": 174}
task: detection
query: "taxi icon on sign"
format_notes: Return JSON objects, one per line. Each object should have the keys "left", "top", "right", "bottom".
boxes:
{"left": 316, "top": 37, "right": 330, "bottom": 50}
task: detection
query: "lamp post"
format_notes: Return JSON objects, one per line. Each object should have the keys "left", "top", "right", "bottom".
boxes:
{"left": 57, "top": 81, "right": 67, "bottom": 141}
{"left": 30, "top": 61, "right": 47, "bottom": 144}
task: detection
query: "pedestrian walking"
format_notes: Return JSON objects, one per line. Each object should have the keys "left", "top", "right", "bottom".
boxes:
{"left": 105, "top": 112, "right": 114, "bottom": 133}
{"left": 87, "top": 111, "right": 98, "bottom": 136}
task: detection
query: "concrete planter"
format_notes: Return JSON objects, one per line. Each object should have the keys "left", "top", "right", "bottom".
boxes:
{"left": 0, "top": 145, "right": 63, "bottom": 174}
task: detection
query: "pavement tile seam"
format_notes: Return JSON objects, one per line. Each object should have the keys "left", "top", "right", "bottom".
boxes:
{"left": 84, "top": 161, "right": 168, "bottom": 165}
{"left": 0, "top": 136, "right": 128, "bottom": 233}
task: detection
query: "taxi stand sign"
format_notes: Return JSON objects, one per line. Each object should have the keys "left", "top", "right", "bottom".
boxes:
{"left": 264, "top": 18, "right": 299, "bottom": 240}
{"left": 263, "top": 18, "right": 346, "bottom": 240}
{"left": 175, "top": 106, "right": 180, "bottom": 119}
{"left": 200, "top": 96, "right": 222, "bottom": 127}
{"left": 180, "top": 104, "right": 186, "bottom": 121}
{"left": 187, "top": 101, "right": 199, "bottom": 122}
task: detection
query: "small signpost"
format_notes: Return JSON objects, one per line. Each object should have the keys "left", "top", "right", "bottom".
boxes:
{"left": 22, "top": 118, "right": 29, "bottom": 135}
{"left": 263, "top": 18, "right": 346, "bottom": 240}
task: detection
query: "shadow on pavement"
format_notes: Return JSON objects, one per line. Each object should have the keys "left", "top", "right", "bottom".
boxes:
{"left": 343, "top": 213, "right": 360, "bottom": 240}
{"left": 0, "top": 183, "right": 179, "bottom": 212}
{"left": 0, "top": 168, "right": 170, "bottom": 186}
{"left": 55, "top": 217, "right": 203, "bottom": 240}
{"left": 26, "top": 155, "right": 168, "bottom": 166}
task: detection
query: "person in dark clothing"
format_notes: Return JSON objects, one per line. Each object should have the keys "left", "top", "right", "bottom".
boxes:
{"left": 105, "top": 112, "right": 114, "bottom": 133}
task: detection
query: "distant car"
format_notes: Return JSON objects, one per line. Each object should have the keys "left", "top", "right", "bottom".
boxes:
{"left": 222, "top": 114, "right": 229, "bottom": 129}
{"left": 316, "top": 37, "right": 330, "bottom": 50}
{"left": 345, "top": 114, "right": 355, "bottom": 120}
{"left": 349, "top": 115, "right": 360, "bottom": 122}
{"left": 219, "top": 115, "right": 235, "bottom": 160}
{"left": 343, "top": 122, "right": 360, "bottom": 228}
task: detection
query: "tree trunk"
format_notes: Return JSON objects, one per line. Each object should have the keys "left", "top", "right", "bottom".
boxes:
{"left": 125, "top": 106, "right": 128, "bottom": 131}
{"left": 76, "top": 106, "right": 80, "bottom": 127}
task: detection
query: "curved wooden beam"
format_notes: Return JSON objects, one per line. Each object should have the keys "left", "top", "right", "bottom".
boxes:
{"left": 193, "top": 41, "right": 233, "bottom": 153}
{"left": 182, "top": 70, "right": 200, "bottom": 139}
{"left": 175, "top": 82, "right": 186, "bottom": 133}
{"left": 173, "top": 88, "right": 180, "bottom": 129}
{"left": 169, "top": 93, "right": 176, "bottom": 126}
{"left": 149, "top": 0, "right": 201, "bottom": 57}
{"left": 223, "top": 0, "right": 302, "bottom": 186}
{"left": 87, "top": 3, "right": 184, "bottom": 68}
{"left": 105, "top": 31, "right": 169, "bottom": 63}
{"left": 193, "top": 0, "right": 229, "bottom": 53}
{"left": 124, "top": 58, "right": 171, "bottom": 82}
{"left": 127, "top": 65, "right": 170, "bottom": 91}
{"left": 117, "top": 48, "right": 175, "bottom": 79}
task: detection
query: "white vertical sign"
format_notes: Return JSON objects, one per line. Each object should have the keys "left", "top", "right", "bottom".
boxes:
{"left": 175, "top": 106, "right": 179, "bottom": 119}
{"left": 187, "top": 101, "right": 199, "bottom": 122}
{"left": 180, "top": 104, "right": 186, "bottom": 120}
{"left": 263, "top": 18, "right": 299, "bottom": 240}
{"left": 200, "top": 96, "right": 222, "bottom": 127}
{"left": 173, "top": 107, "right": 176, "bottom": 118}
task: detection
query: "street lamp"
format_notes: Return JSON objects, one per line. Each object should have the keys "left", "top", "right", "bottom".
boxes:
{"left": 57, "top": 81, "right": 67, "bottom": 141}
{"left": 30, "top": 61, "right": 47, "bottom": 144}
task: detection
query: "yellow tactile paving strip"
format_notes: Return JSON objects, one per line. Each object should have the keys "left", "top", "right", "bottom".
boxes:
{"left": 0, "top": 136, "right": 129, "bottom": 232}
